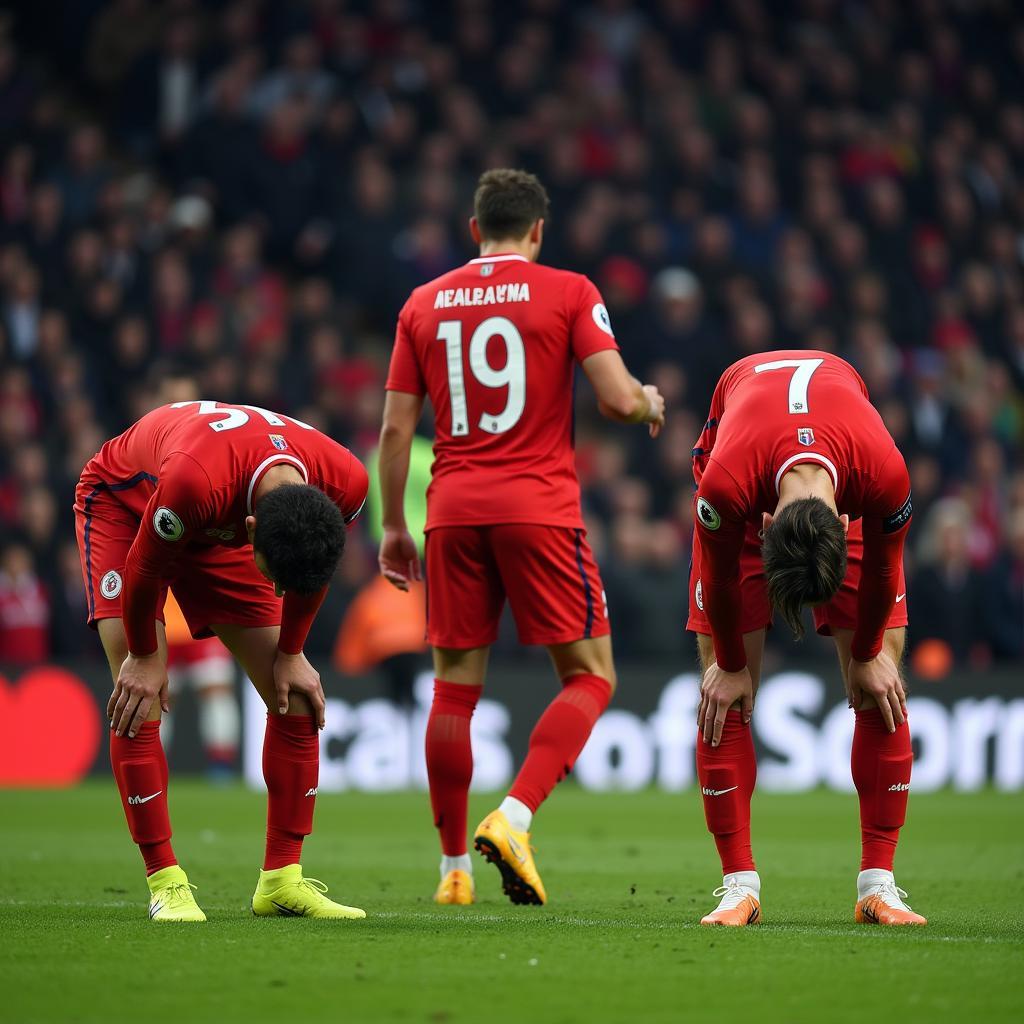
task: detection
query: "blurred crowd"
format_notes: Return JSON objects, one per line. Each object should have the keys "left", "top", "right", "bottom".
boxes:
{"left": 1, "top": 0, "right": 1023, "bottom": 672}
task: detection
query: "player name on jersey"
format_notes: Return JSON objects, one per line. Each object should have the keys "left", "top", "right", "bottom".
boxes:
{"left": 433, "top": 282, "right": 531, "bottom": 308}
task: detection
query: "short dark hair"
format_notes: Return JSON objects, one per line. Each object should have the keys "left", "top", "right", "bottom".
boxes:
{"left": 253, "top": 484, "right": 346, "bottom": 594}
{"left": 474, "top": 168, "right": 550, "bottom": 241}
{"left": 762, "top": 497, "right": 847, "bottom": 638}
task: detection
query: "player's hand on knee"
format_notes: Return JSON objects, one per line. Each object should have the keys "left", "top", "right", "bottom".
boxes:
{"left": 847, "top": 652, "right": 906, "bottom": 732}
{"left": 699, "top": 663, "right": 754, "bottom": 746}
{"left": 379, "top": 527, "right": 422, "bottom": 592}
{"left": 111, "top": 652, "right": 166, "bottom": 739}
{"left": 273, "top": 651, "right": 326, "bottom": 728}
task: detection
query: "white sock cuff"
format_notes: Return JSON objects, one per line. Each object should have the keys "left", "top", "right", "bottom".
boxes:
{"left": 857, "top": 868, "right": 894, "bottom": 897}
{"left": 499, "top": 796, "right": 533, "bottom": 833}
{"left": 441, "top": 854, "right": 473, "bottom": 877}
{"left": 724, "top": 870, "right": 760, "bottom": 896}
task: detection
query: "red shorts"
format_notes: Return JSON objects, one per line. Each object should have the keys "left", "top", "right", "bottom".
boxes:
{"left": 425, "top": 524, "right": 610, "bottom": 648}
{"left": 75, "top": 483, "right": 281, "bottom": 640}
{"left": 686, "top": 517, "right": 908, "bottom": 637}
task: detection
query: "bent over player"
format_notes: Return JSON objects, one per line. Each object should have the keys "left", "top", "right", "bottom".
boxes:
{"left": 378, "top": 168, "right": 665, "bottom": 905}
{"left": 688, "top": 350, "right": 926, "bottom": 927}
{"left": 74, "top": 401, "right": 368, "bottom": 921}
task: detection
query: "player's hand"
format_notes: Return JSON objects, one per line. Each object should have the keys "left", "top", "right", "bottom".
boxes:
{"left": 109, "top": 652, "right": 167, "bottom": 739}
{"left": 379, "top": 527, "right": 422, "bottom": 592}
{"left": 642, "top": 384, "right": 665, "bottom": 438}
{"left": 698, "top": 662, "right": 754, "bottom": 746}
{"left": 273, "top": 650, "right": 326, "bottom": 728}
{"left": 846, "top": 652, "right": 907, "bottom": 732}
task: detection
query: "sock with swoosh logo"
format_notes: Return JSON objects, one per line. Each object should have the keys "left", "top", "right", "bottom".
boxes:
{"left": 263, "top": 712, "right": 319, "bottom": 870}
{"left": 852, "top": 707, "right": 912, "bottom": 871}
{"left": 110, "top": 720, "right": 176, "bottom": 875}
{"left": 426, "top": 680, "right": 483, "bottom": 856}
{"left": 696, "top": 710, "right": 757, "bottom": 874}
{"left": 508, "top": 673, "right": 612, "bottom": 813}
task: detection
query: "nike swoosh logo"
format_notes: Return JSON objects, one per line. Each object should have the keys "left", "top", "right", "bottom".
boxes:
{"left": 129, "top": 791, "right": 163, "bottom": 805}
{"left": 271, "top": 901, "right": 300, "bottom": 917}
{"left": 702, "top": 786, "right": 739, "bottom": 797}
{"left": 895, "top": 593, "right": 906, "bottom": 603}
{"left": 506, "top": 834, "right": 526, "bottom": 863}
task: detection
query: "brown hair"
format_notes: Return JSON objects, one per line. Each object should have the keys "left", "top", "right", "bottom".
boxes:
{"left": 762, "top": 497, "right": 847, "bottom": 638}
{"left": 473, "top": 168, "right": 550, "bottom": 241}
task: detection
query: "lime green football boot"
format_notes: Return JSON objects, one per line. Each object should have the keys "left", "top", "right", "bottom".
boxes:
{"left": 146, "top": 865, "right": 207, "bottom": 922}
{"left": 251, "top": 864, "right": 366, "bottom": 920}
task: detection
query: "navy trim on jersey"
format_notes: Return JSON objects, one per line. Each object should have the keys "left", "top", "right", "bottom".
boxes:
{"left": 574, "top": 528, "right": 595, "bottom": 639}
{"left": 82, "top": 472, "right": 158, "bottom": 620}
{"left": 692, "top": 447, "right": 705, "bottom": 457}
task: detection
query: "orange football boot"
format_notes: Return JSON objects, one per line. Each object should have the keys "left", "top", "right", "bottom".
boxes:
{"left": 434, "top": 869, "right": 475, "bottom": 905}
{"left": 700, "top": 876, "right": 762, "bottom": 926}
{"left": 473, "top": 809, "right": 547, "bottom": 905}
{"left": 855, "top": 873, "right": 927, "bottom": 926}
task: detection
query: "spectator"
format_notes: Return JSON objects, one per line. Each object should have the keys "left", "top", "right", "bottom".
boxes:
{"left": 909, "top": 498, "right": 990, "bottom": 666}
{"left": 0, "top": 540, "right": 49, "bottom": 664}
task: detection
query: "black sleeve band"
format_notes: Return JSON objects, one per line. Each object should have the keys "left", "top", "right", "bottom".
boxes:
{"left": 882, "top": 492, "right": 913, "bottom": 534}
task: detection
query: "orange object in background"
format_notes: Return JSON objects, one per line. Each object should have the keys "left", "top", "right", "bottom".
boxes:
{"left": 163, "top": 590, "right": 193, "bottom": 646}
{"left": 910, "top": 638, "right": 953, "bottom": 680}
{"left": 334, "top": 575, "right": 427, "bottom": 675}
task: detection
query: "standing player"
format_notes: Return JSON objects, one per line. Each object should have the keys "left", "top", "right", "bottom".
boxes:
{"left": 74, "top": 400, "right": 368, "bottom": 922}
{"left": 688, "top": 350, "right": 926, "bottom": 926}
{"left": 378, "top": 169, "right": 665, "bottom": 905}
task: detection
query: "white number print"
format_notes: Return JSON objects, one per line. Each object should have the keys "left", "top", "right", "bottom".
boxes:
{"left": 171, "top": 401, "right": 314, "bottom": 432}
{"left": 753, "top": 358, "right": 823, "bottom": 414}
{"left": 437, "top": 317, "right": 526, "bottom": 436}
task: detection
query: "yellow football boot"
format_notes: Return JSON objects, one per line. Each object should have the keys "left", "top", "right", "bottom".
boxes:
{"left": 251, "top": 864, "right": 366, "bottom": 919}
{"left": 146, "top": 865, "right": 207, "bottom": 922}
{"left": 473, "top": 809, "right": 547, "bottom": 905}
{"left": 434, "top": 869, "right": 475, "bottom": 905}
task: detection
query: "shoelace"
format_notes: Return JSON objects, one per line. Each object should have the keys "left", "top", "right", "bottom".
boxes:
{"left": 868, "top": 880, "right": 913, "bottom": 911}
{"left": 710, "top": 882, "right": 753, "bottom": 912}
{"left": 163, "top": 882, "right": 199, "bottom": 908}
{"left": 299, "top": 877, "right": 330, "bottom": 898}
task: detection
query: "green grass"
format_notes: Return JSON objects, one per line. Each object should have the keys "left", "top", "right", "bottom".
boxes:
{"left": 2, "top": 783, "right": 1022, "bottom": 1024}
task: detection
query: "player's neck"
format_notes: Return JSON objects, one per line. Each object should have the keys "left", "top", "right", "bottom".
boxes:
{"left": 253, "top": 465, "right": 305, "bottom": 506}
{"left": 777, "top": 464, "right": 837, "bottom": 513}
{"left": 477, "top": 237, "right": 537, "bottom": 261}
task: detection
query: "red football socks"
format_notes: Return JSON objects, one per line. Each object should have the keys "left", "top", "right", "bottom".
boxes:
{"left": 696, "top": 710, "right": 757, "bottom": 874}
{"left": 425, "top": 680, "right": 483, "bottom": 856}
{"left": 851, "top": 707, "right": 912, "bottom": 871}
{"left": 262, "top": 713, "right": 319, "bottom": 870}
{"left": 509, "top": 673, "right": 613, "bottom": 813}
{"left": 110, "top": 720, "right": 176, "bottom": 875}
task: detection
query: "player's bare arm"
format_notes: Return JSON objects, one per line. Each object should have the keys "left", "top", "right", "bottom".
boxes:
{"left": 581, "top": 350, "right": 665, "bottom": 437}
{"left": 377, "top": 390, "right": 426, "bottom": 591}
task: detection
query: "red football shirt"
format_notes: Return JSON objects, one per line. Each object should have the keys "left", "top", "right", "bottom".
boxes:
{"left": 82, "top": 402, "right": 368, "bottom": 655}
{"left": 385, "top": 253, "right": 619, "bottom": 529}
{"left": 692, "top": 351, "right": 912, "bottom": 670}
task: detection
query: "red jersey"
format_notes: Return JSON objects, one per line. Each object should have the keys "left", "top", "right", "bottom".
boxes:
{"left": 692, "top": 351, "right": 912, "bottom": 670}
{"left": 385, "top": 253, "right": 619, "bottom": 529}
{"left": 79, "top": 402, "right": 368, "bottom": 656}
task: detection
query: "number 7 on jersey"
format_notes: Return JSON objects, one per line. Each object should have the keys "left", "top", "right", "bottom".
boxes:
{"left": 753, "top": 357, "right": 823, "bottom": 414}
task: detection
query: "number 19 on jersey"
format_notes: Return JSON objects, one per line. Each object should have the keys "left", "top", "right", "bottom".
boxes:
{"left": 437, "top": 317, "right": 526, "bottom": 436}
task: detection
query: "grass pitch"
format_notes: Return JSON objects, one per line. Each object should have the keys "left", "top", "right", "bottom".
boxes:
{"left": 2, "top": 783, "right": 1022, "bottom": 1024}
